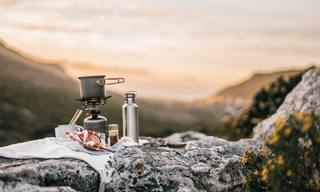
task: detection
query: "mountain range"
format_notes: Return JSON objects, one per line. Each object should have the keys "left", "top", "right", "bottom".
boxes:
{"left": 197, "top": 69, "right": 302, "bottom": 105}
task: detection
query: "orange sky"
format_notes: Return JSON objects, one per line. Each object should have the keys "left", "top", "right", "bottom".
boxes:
{"left": 0, "top": 0, "right": 319, "bottom": 101}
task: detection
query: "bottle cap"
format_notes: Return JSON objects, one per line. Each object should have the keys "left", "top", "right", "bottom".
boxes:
{"left": 124, "top": 90, "right": 137, "bottom": 98}
{"left": 108, "top": 124, "right": 118, "bottom": 130}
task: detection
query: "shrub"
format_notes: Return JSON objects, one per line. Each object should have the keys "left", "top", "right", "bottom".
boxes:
{"left": 215, "top": 67, "right": 314, "bottom": 141}
{"left": 242, "top": 111, "right": 320, "bottom": 191}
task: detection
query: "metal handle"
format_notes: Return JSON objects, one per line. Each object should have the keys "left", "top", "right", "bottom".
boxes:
{"left": 96, "top": 78, "right": 125, "bottom": 85}
{"left": 75, "top": 125, "right": 83, "bottom": 132}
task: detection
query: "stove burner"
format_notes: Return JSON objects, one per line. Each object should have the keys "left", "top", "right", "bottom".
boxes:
{"left": 75, "top": 95, "right": 112, "bottom": 110}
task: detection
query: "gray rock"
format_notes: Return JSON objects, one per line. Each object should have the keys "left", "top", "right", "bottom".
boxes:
{"left": 104, "top": 136, "right": 261, "bottom": 192}
{"left": 165, "top": 131, "right": 207, "bottom": 142}
{"left": 140, "top": 136, "right": 169, "bottom": 147}
{"left": 140, "top": 131, "right": 207, "bottom": 149}
{"left": 0, "top": 136, "right": 256, "bottom": 192}
{"left": 253, "top": 67, "right": 320, "bottom": 142}
{"left": 0, "top": 180, "right": 77, "bottom": 192}
{"left": 0, "top": 157, "right": 99, "bottom": 192}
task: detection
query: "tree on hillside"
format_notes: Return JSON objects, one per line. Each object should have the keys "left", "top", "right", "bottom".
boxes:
{"left": 212, "top": 66, "right": 314, "bottom": 141}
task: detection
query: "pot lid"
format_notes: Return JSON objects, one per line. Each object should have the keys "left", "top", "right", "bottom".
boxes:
{"left": 108, "top": 124, "right": 118, "bottom": 130}
{"left": 78, "top": 75, "right": 105, "bottom": 80}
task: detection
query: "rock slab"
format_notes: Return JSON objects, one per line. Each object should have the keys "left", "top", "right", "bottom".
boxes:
{"left": 0, "top": 158, "right": 99, "bottom": 192}
{"left": 104, "top": 137, "right": 260, "bottom": 191}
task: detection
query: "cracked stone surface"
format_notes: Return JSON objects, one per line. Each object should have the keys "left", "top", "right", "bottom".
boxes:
{"left": 104, "top": 137, "right": 261, "bottom": 192}
{"left": 0, "top": 157, "right": 99, "bottom": 192}
{"left": 0, "top": 136, "right": 260, "bottom": 192}
{"left": 0, "top": 180, "right": 77, "bottom": 192}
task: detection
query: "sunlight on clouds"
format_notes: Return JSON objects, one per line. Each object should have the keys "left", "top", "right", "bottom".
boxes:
{"left": 0, "top": 0, "right": 319, "bottom": 100}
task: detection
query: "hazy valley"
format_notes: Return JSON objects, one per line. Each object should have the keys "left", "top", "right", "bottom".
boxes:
{"left": 0, "top": 40, "right": 307, "bottom": 146}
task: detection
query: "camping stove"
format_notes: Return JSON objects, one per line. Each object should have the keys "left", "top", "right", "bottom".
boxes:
{"left": 72, "top": 96, "right": 112, "bottom": 141}
{"left": 69, "top": 75, "right": 125, "bottom": 141}
{"left": 75, "top": 96, "right": 112, "bottom": 111}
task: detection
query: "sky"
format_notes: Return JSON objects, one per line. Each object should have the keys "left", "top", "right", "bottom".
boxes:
{"left": 0, "top": 0, "right": 319, "bottom": 101}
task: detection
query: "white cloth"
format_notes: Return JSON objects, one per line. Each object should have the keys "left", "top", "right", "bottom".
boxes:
{"left": 0, "top": 137, "right": 113, "bottom": 191}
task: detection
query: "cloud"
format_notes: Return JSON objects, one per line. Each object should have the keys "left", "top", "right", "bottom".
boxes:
{"left": 1, "top": 0, "right": 320, "bottom": 54}
{"left": 68, "top": 62, "right": 152, "bottom": 76}
{"left": 0, "top": 0, "right": 320, "bottom": 100}
{"left": 181, "top": 76, "right": 198, "bottom": 83}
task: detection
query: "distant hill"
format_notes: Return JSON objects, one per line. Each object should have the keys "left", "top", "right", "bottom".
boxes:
{"left": 0, "top": 40, "right": 80, "bottom": 146}
{"left": 0, "top": 40, "right": 223, "bottom": 146}
{"left": 197, "top": 70, "right": 300, "bottom": 105}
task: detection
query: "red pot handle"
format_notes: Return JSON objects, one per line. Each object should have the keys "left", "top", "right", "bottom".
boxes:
{"left": 96, "top": 78, "right": 125, "bottom": 85}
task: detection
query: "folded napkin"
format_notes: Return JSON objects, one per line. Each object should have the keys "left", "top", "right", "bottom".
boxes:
{"left": 0, "top": 137, "right": 116, "bottom": 191}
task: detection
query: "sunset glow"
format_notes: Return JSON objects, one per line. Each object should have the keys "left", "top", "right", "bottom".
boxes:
{"left": 0, "top": 0, "right": 319, "bottom": 100}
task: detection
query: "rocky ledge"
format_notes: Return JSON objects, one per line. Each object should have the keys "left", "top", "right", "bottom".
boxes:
{"left": 0, "top": 135, "right": 260, "bottom": 192}
{"left": 0, "top": 67, "right": 319, "bottom": 192}
{"left": 104, "top": 136, "right": 260, "bottom": 192}
{"left": 0, "top": 158, "right": 99, "bottom": 192}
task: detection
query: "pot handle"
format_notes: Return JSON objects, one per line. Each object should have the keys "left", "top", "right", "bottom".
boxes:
{"left": 96, "top": 78, "right": 125, "bottom": 85}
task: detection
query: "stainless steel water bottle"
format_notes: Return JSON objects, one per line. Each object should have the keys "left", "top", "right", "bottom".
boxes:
{"left": 122, "top": 91, "right": 139, "bottom": 143}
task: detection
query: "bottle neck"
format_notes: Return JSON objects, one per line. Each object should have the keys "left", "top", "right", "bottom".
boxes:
{"left": 125, "top": 98, "right": 135, "bottom": 104}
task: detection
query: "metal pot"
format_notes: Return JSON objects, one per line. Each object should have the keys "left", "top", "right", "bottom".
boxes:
{"left": 78, "top": 75, "right": 125, "bottom": 99}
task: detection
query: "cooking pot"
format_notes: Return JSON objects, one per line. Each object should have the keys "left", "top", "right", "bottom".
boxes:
{"left": 78, "top": 75, "right": 125, "bottom": 99}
